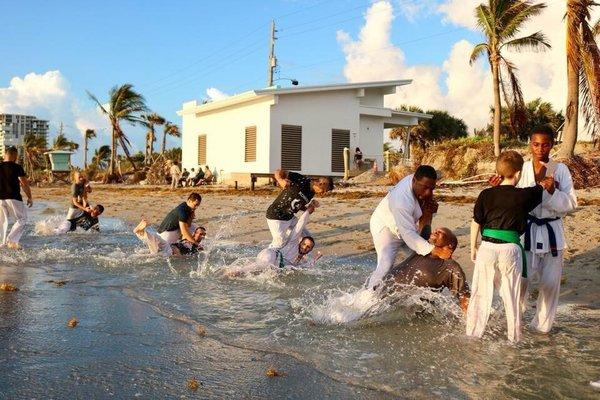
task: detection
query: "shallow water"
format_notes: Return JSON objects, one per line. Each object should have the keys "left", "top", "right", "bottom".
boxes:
{"left": 1, "top": 203, "right": 599, "bottom": 399}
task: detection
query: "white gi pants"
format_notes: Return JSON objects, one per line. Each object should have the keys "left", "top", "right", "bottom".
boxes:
{"left": 54, "top": 220, "right": 72, "bottom": 235}
{"left": 159, "top": 230, "right": 181, "bottom": 245}
{"left": 136, "top": 228, "right": 173, "bottom": 257}
{"left": 466, "top": 241, "right": 523, "bottom": 343}
{"left": 368, "top": 224, "right": 403, "bottom": 288}
{"left": 0, "top": 199, "right": 27, "bottom": 246}
{"left": 523, "top": 251, "right": 563, "bottom": 333}
{"left": 266, "top": 217, "right": 298, "bottom": 249}
{"left": 256, "top": 248, "right": 278, "bottom": 266}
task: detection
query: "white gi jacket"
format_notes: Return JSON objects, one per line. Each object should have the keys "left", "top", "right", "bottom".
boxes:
{"left": 517, "top": 160, "right": 577, "bottom": 253}
{"left": 370, "top": 174, "right": 434, "bottom": 255}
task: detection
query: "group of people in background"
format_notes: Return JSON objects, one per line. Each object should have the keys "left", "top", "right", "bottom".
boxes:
{"left": 0, "top": 123, "right": 576, "bottom": 342}
{"left": 169, "top": 161, "right": 213, "bottom": 189}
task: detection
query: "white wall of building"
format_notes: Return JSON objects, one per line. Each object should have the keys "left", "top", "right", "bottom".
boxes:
{"left": 269, "top": 90, "right": 361, "bottom": 176}
{"left": 181, "top": 98, "right": 273, "bottom": 179}
{"left": 358, "top": 115, "right": 385, "bottom": 169}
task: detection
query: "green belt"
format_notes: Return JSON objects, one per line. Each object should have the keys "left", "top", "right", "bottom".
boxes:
{"left": 482, "top": 228, "right": 527, "bottom": 278}
{"left": 275, "top": 250, "right": 285, "bottom": 269}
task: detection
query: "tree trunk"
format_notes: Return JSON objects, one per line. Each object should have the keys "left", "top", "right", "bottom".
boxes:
{"left": 84, "top": 136, "right": 88, "bottom": 169}
{"left": 161, "top": 132, "right": 167, "bottom": 155}
{"left": 491, "top": 56, "right": 502, "bottom": 157}
{"left": 109, "top": 124, "right": 117, "bottom": 177}
{"left": 560, "top": 15, "right": 580, "bottom": 159}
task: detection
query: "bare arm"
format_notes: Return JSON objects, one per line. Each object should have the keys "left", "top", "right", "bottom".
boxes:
{"left": 470, "top": 220, "right": 480, "bottom": 262}
{"left": 179, "top": 220, "right": 197, "bottom": 244}
{"left": 273, "top": 169, "right": 290, "bottom": 188}
{"left": 18, "top": 177, "right": 33, "bottom": 207}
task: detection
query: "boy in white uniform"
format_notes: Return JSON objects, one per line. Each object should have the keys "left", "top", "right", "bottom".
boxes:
{"left": 516, "top": 126, "right": 577, "bottom": 333}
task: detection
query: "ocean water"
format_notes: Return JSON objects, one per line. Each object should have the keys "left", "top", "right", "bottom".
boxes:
{"left": 1, "top": 203, "right": 599, "bottom": 399}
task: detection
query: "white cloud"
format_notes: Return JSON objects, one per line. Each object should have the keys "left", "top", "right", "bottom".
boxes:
{"left": 0, "top": 70, "right": 110, "bottom": 165}
{"left": 339, "top": 0, "right": 599, "bottom": 138}
{"left": 206, "top": 87, "right": 229, "bottom": 101}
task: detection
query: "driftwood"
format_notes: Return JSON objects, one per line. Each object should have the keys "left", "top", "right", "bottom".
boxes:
{"left": 440, "top": 173, "right": 495, "bottom": 186}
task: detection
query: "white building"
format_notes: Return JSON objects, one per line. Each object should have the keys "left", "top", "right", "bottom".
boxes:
{"left": 0, "top": 113, "right": 49, "bottom": 158}
{"left": 178, "top": 80, "right": 430, "bottom": 184}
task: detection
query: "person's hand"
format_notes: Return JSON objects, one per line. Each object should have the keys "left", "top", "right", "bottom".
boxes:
{"left": 488, "top": 174, "right": 503, "bottom": 187}
{"left": 281, "top": 178, "right": 291, "bottom": 188}
{"left": 432, "top": 246, "right": 452, "bottom": 260}
{"left": 26, "top": 197, "right": 33, "bottom": 208}
{"left": 313, "top": 251, "right": 323, "bottom": 262}
{"left": 423, "top": 199, "right": 438, "bottom": 214}
{"left": 470, "top": 246, "right": 478, "bottom": 262}
{"left": 85, "top": 206, "right": 93, "bottom": 213}
{"left": 459, "top": 296, "right": 469, "bottom": 314}
{"left": 306, "top": 203, "right": 316, "bottom": 214}
{"left": 310, "top": 200, "right": 320, "bottom": 208}
{"left": 540, "top": 175, "right": 555, "bottom": 194}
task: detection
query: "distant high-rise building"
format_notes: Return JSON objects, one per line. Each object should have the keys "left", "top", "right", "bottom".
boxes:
{"left": 0, "top": 113, "right": 49, "bottom": 157}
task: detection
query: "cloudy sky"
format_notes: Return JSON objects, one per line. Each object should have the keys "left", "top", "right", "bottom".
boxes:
{"left": 1, "top": 0, "right": 596, "bottom": 165}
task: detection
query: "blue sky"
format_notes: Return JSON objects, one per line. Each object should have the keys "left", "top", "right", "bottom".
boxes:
{"left": 5, "top": 0, "right": 571, "bottom": 161}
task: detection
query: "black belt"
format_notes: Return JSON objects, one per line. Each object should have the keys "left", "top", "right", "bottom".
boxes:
{"left": 524, "top": 216, "right": 560, "bottom": 257}
{"left": 481, "top": 236, "right": 510, "bottom": 244}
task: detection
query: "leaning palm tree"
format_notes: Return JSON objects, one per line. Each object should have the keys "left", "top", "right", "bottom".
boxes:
{"left": 559, "top": 0, "right": 600, "bottom": 157}
{"left": 22, "top": 133, "right": 47, "bottom": 178}
{"left": 53, "top": 133, "right": 79, "bottom": 151}
{"left": 87, "top": 84, "right": 148, "bottom": 181}
{"left": 470, "top": 0, "right": 551, "bottom": 156}
{"left": 83, "top": 129, "right": 96, "bottom": 169}
{"left": 92, "top": 145, "right": 111, "bottom": 170}
{"left": 161, "top": 122, "right": 180, "bottom": 155}
{"left": 140, "top": 113, "right": 166, "bottom": 165}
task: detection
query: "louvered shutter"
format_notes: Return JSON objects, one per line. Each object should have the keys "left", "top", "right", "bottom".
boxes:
{"left": 281, "top": 124, "right": 302, "bottom": 171}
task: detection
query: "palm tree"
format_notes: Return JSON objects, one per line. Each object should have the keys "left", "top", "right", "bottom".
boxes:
{"left": 92, "top": 145, "right": 111, "bottom": 170}
{"left": 53, "top": 133, "right": 79, "bottom": 151}
{"left": 140, "top": 113, "right": 166, "bottom": 165}
{"left": 559, "top": 0, "right": 600, "bottom": 157}
{"left": 161, "top": 122, "right": 180, "bottom": 155}
{"left": 22, "top": 133, "right": 47, "bottom": 178}
{"left": 470, "top": 0, "right": 550, "bottom": 156}
{"left": 87, "top": 84, "right": 148, "bottom": 181}
{"left": 84, "top": 129, "right": 96, "bottom": 169}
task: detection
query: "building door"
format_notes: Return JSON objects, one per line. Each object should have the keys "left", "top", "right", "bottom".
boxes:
{"left": 331, "top": 129, "right": 350, "bottom": 173}
{"left": 197, "top": 135, "right": 206, "bottom": 165}
{"left": 281, "top": 124, "right": 302, "bottom": 171}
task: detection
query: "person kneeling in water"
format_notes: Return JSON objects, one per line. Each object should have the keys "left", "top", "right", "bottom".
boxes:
{"left": 224, "top": 203, "right": 321, "bottom": 277}
{"left": 134, "top": 218, "right": 206, "bottom": 257}
{"left": 380, "top": 226, "right": 470, "bottom": 313}
{"left": 54, "top": 204, "right": 104, "bottom": 234}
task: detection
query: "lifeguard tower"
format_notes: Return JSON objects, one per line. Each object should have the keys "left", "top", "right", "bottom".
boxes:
{"left": 45, "top": 150, "right": 73, "bottom": 183}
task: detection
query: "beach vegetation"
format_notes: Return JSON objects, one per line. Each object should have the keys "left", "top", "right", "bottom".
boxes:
{"left": 140, "top": 112, "right": 166, "bottom": 165}
{"left": 161, "top": 122, "right": 180, "bottom": 156}
{"left": 84, "top": 129, "right": 96, "bottom": 169}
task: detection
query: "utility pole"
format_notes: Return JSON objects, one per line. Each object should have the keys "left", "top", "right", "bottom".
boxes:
{"left": 267, "top": 20, "right": 277, "bottom": 87}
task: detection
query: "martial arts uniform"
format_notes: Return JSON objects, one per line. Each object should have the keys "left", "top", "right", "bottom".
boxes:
{"left": 265, "top": 172, "right": 314, "bottom": 249}
{"left": 157, "top": 202, "right": 194, "bottom": 244}
{"left": 466, "top": 184, "right": 543, "bottom": 342}
{"left": 259, "top": 210, "right": 313, "bottom": 268}
{"left": 54, "top": 211, "right": 100, "bottom": 234}
{"left": 135, "top": 226, "right": 200, "bottom": 257}
{"left": 0, "top": 161, "right": 28, "bottom": 246}
{"left": 66, "top": 182, "right": 88, "bottom": 220}
{"left": 368, "top": 174, "right": 434, "bottom": 288}
{"left": 382, "top": 253, "right": 470, "bottom": 301}
{"left": 517, "top": 160, "right": 577, "bottom": 333}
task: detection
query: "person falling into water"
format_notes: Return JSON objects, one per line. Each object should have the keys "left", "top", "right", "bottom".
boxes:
{"left": 367, "top": 165, "right": 452, "bottom": 288}
{"left": 54, "top": 204, "right": 105, "bottom": 234}
{"left": 157, "top": 193, "right": 202, "bottom": 245}
{"left": 66, "top": 171, "right": 93, "bottom": 220}
{"left": 224, "top": 203, "right": 321, "bottom": 277}
{"left": 380, "top": 225, "right": 470, "bottom": 313}
{"left": 134, "top": 216, "right": 206, "bottom": 257}
{"left": 265, "top": 169, "right": 333, "bottom": 249}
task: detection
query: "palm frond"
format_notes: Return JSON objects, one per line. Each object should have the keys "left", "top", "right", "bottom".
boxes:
{"left": 500, "top": 1, "right": 547, "bottom": 41}
{"left": 470, "top": 43, "right": 490, "bottom": 64}
{"left": 501, "top": 31, "right": 551, "bottom": 51}
{"left": 474, "top": 4, "right": 495, "bottom": 39}
{"left": 86, "top": 91, "right": 108, "bottom": 114}
{"left": 579, "top": 21, "right": 600, "bottom": 135}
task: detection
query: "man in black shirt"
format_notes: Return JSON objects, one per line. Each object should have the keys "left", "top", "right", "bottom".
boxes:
{"left": 0, "top": 147, "right": 33, "bottom": 249}
{"left": 381, "top": 227, "right": 470, "bottom": 313}
{"left": 466, "top": 150, "right": 552, "bottom": 343}
{"left": 157, "top": 193, "right": 202, "bottom": 245}
{"left": 54, "top": 204, "right": 104, "bottom": 234}
{"left": 265, "top": 169, "right": 333, "bottom": 249}
{"left": 134, "top": 218, "right": 206, "bottom": 257}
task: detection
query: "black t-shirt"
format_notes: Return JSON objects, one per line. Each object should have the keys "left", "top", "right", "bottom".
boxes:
{"left": 68, "top": 213, "right": 99, "bottom": 231}
{"left": 266, "top": 172, "right": 314, "bottom": 221}
{"left": 473, "top": 185, "right": 543, "bottom": 234}
{"left": 0, "top": 161, "right": 26, "bottom": 201}
{"left": 70, "top": 183, "right": 86, "bottom": 209}
{"left": 383, "top": 253, "right": 470, "bottom": 299}
{"left": 158, "top": 202, "right": 193, "bottom": 233}
{"left": 171, "top": 239, "right": 200, "bottom": 255}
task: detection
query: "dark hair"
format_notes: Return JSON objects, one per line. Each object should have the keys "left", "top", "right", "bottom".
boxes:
{"left": 447, "top": 232, "right": 458, "bottom": 250}
{"left": 205, "top": 165, "right": 210, "bottom": 169}
{"left": 5, "top": 146, "right": 18, "bottom": 157}
{"left": 198, "top": 226, "right": 206, "bottom": 232}
{"left": 414, "top": 165, "right": 437, "bottom": 181}
{"left": 173, "top": 161, "right": 179, "bottom": 166}
{"left": 530, "top": 124, "right": 555, "bottom": 142}
{"left": 302, "top": 236, "right": 315, "bottom": 246}
{"left": 320, "top": 176, "right": 334, "bottom": 191}
{"left": 355, "top": 147, "right": 361, "bottom": 152}
{"left": 96, "top": 204, "right": 105, "bottom": 214}
{"left": 188, "top": 193, "right": 202, "bottom": 202}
